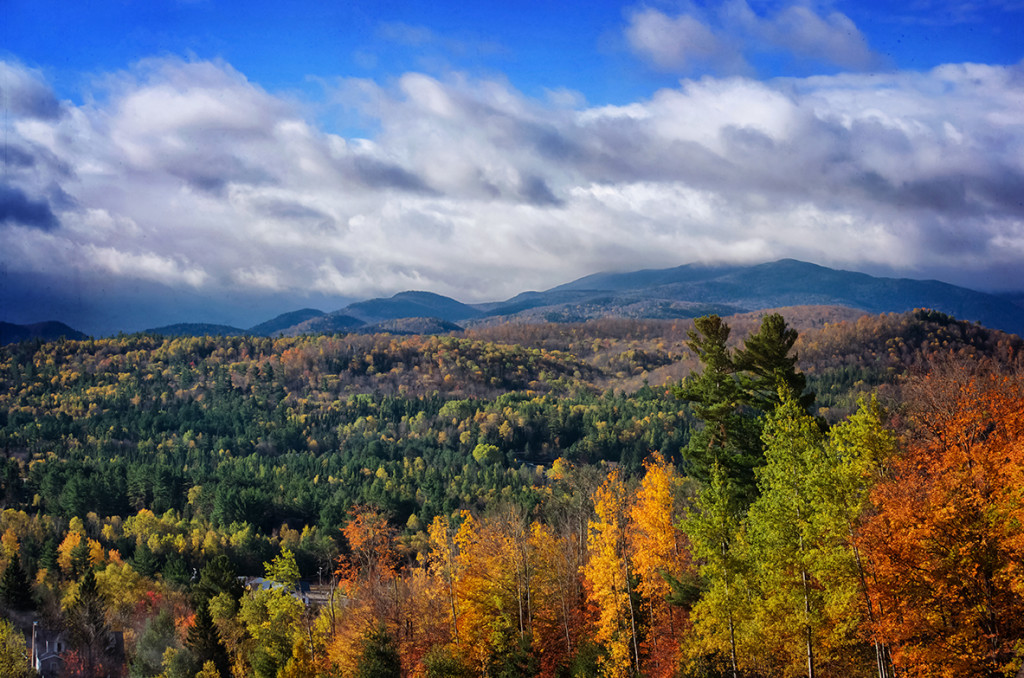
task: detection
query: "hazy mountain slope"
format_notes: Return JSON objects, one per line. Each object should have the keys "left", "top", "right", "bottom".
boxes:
{"left": 248, "top": 308, "right": 325, "bottom": 336}
{"left": 144, "top": 323, "right": 247, "bottom": 337}
{"left": 482, "top": 259, "right": 1024, "bottom": 335}
{"left": 162, "top": 259, "right": 1024, "bottom": 338}
{"left": 0, "top": 321, "right": 87, "bottom": 345}
{"left": 342, "top": 291, "right": 483, "bottom": 323}
{"left": 280, "top": 313, "right": 365, "bottom": 336}
{"left": 550, "top": 261, "right": 745, "bottom": 293}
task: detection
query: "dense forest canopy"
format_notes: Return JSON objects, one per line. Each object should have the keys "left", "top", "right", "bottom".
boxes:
{"left": 1, "top": 309, "right": 1022, "bottom": 677}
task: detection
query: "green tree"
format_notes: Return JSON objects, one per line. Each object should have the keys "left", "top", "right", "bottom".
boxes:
{"left": 677, "top": 313, "right": 814, "bottom": 503}
{"left": 355, "top": 623, "right": 401, "bottom": 678}
{"left": 472, "top": 443, "right": 502, "bottom": 466}
{"left": 0, "top": 618, "right": 32, "bottom": 678}
{"left": 734, "top": 313, "right": 814, "bottom": 412}
{"left": 129, "top": 608, "right": 179, "bottom": 678}
{"left": 745, "top": 391, "right": 874, "bottom": 678}
{"left": 423, "top": 645, "right": 474, "bottom": 678}
{"left": 822, "top": 396, "right": 897, "bottom": 678}
{"left": 197, "top": 554, "right": 243, "bottom": 603}
{"left": 130, "top": 542, "right": 159, "bottom": 578}
{"left": 264, "top": 548, "right": 300, "bottom": 590}
{"left": 66, "top": 566, "right": 117, "bottom": 676}
{"left": 683, "top": 463, "right": 749, "bottom": 678}
{"left": 746, "top": 393, "right": 825, "bottom": 677}
{"left": 186, "top": 600, "right": 231, "bottom": 678}
{"left": 238, "top": 587, "right": 304, "bottom": 678}
{"left": 674, "top": 315, "right": 759, "bottom": 495}
{"left": 0, "top": 553, "right": 35, "bottom": 611}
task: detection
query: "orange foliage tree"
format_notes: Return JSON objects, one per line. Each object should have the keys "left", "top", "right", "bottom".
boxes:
{"left": 861, "top": 365, "right": 1024, "bottom": 676}
{"left": 630, "top": 452, "right": 691, "bottom": 677}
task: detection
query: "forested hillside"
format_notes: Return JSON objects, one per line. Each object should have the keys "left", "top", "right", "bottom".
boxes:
{"left": 0, "top": 311, "right": 1022, "bottom": 677}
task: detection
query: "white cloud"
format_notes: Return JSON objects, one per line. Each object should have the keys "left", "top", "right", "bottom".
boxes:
{"left": 1, "top": 54, "right": 1023, "bottom": 331}
{"left": 624, "top": 8, "right": 744, "bottom": 72}
{"left": 0, "top": 61, "right": 62, "bottom": 119}
{"left": 624, "top": 2, "right": 880, "bottom": 75}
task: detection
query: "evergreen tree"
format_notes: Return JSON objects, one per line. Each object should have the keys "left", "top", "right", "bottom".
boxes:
{"left": 0, "top": 553, "right": 34, "bottom": 611}
{"left": 69, "top": 537, "right": 91, "bottom": 578}
{"left": 355, "top": 623, "right": 401, "bottom": 678}
{"left": 162, "top": 553, "right": 190, "bottom": 588}
{"left": 130, "top": 608, "right": 179, "bottom": 678}
{"left": 734, "top": 313, "right": 814, "bottom": 412}
{"left": 674, "top": 315, "right": 760, "bottom": 498}
{"left": 186, "top": 600, "right": 231, "bottom": 678}
{"left": 38, "top": 537, "right": 58, "bottom": 573}
{"left": 676, "top": 313, "right": 814, "bottom": 502}
{"left": 130, "top": 542, "right": 160, "bottom": 578}
{"left": 67, "top": 566, "right": 116, "bottom": 675}
{"left": 423, "top": 646, "right": 473, "bottom": 678}
{"left": 197, "top": 554, "right": 243, "bottom": 603}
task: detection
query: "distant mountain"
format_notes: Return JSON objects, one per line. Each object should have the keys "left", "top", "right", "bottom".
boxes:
{"left": 342, "top": 291, "right": 484, "bottom": 324}
{"left": 248, "top": 308, "right": 325, "bottom": 336}
{"left": 474, "top": 259, "right": 1024, "bottom": 335}
{"left": 281, "top": 313, "right": 365, "bottom": 337}
{"left": 550, "top": 262, "right": 746, "bottom": 293}
{"left": 0, "top": 321, "right": 87, "bottom": 345}
{"left": 96, "top": 259, "right": 1024, "bottom": 339}
{"left": 997, "top": 291, "right": 1024, "bottom": 311}
{"left": 145, "top": 323, "right": 246, "bottom": 337}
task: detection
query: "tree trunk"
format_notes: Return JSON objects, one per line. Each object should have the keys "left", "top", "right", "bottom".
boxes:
{"left": 802, "top": 565, "right": 815, "bottom": 678}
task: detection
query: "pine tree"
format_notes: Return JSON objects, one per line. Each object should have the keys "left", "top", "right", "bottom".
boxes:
{"left": 355, "top": 623, "right": 401, "bottom": 678}
{"left": 197, "top": 554, "right": 243, "bottom": 602}
{"left": 130, "top": 542, "right": 159, "bottom": 578}
{"left": 186, "top": 600, "right": 231, "bottom": 678}
{"left": 130, "top": 608, "right": 179, "bottom": 678}
{"left": 677, "top": 313, "right": 814, "bottom": 503}
{"left": 734, "top": 313, "right": 814, "bottom": 412}
{"left": 0, "top": 553, "right": 34, "bottom": 611}
{"left": 67, "top": 566, "right": 115, "bottom": 675}
{"left": 674, "top": 315, "right": 760, "bottom": 495}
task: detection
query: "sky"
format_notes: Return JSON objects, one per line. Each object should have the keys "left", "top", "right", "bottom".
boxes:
{"left": 2, "top": 0, "right": 1024, "bottom": 335}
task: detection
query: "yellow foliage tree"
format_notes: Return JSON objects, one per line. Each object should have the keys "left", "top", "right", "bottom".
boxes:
{"left": 584, "top": 468, "right": 640, "bottom": 678}
{"left": 630, "top": 452, "right": 690, "bottom": 676}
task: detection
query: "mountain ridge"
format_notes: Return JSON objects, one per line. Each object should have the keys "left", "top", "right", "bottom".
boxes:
{"left": 4, "top": 260, "right": 1022, "bottom": 340}
{"left": 0, "top": 321, "right": 88, "bottom": 345}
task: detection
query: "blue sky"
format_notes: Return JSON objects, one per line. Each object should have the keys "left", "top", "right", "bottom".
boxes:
{"left": 2, "top": 0, "right": 1024, "bottom": 333}
{"left": 8, "top": 1, "right": 1022, "bottom": 106}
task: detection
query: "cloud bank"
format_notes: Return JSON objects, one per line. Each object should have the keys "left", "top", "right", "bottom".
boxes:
{"left": 2, "top": 53, "right": 1024, "bottom": 331}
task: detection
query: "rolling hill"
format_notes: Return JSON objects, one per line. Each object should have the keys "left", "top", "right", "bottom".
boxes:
{"left": 0, "top": 321, "right": 87, "bottom": 345}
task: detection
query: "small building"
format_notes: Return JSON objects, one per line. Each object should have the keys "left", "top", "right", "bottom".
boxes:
{"left": 31, "top": 623, "right": 66, "bottom": 678}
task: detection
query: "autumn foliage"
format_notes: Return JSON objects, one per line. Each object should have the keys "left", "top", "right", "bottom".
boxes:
{"left": 3, "top": 320, "right": 1024, "bottom": 677}
{"left": 861, "top": 364, "right": 1024, "bottom": 677}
